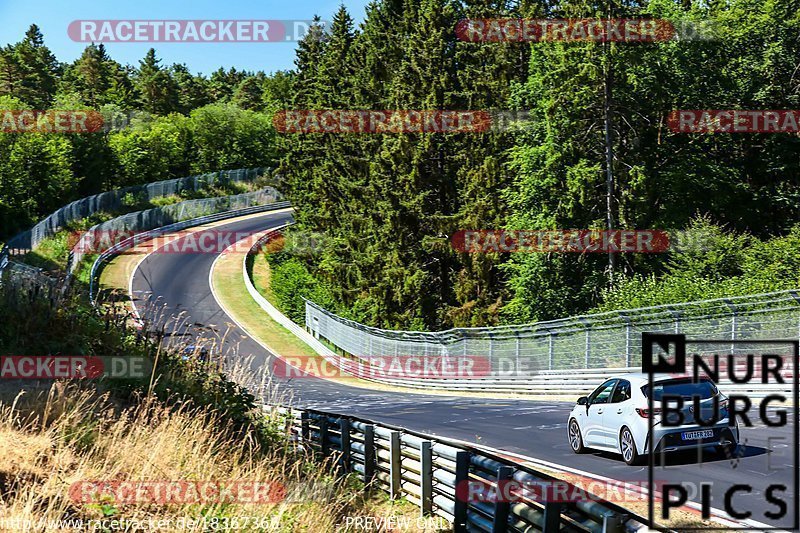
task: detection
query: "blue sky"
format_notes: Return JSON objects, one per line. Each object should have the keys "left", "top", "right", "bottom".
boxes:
{"left": 0, "top": 0, "right": 370, "bottom": 75}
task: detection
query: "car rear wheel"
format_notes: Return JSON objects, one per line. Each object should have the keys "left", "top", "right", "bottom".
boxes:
{"left": 620, "top": 427, "right": 642, "bottom": 465}
{"left": 717, "top": 429, "right": 737, "bottom": 456}
{"left": 568, "top": 419, "right": 586, "bottom": 454}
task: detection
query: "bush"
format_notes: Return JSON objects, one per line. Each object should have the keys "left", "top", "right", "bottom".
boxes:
{"left": 595, "top": 220, "right": 800, "bottom": 312}
{"left": 266, "top": 254, "right": 336, "bottom": 324}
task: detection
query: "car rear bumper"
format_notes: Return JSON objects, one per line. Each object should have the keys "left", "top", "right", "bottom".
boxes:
{"left": 649, "top": 425, "right": 739, "bottom": 453}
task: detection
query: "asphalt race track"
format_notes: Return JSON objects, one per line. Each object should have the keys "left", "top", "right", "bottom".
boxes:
{"left": 130, "top": 211, "right": 797, "bottom": 528}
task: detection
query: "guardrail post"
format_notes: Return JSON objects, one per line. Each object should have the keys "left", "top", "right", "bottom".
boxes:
{"left": 363, "top": 424, "right": 376, "bottom": 484}
{"left": 542, "top": 501, "right": 562, "bottom": 532}
{"left": 319, "top": 416, "right": 329, "bottom": 457}
{"left": 453, "top": 451, "right": 470, "bottom": 533}
{"left": 300, "top": 411, "right": 310, "bottom": 444}
{"left": 339, "top": 418, "right": 351, "bottom": 473}
{"left": 548, "top": 330, "right": 555, "bottom": 370}
{"left": 514, "top": 333, "right": 521, "bottom": 376}
{"left": 389, "top": 431, "right": 402, "bottom": 499}
{"left": 602, "top": 513, "right": 624, "bottom": 533}
{"left": 492, "top": 466, "right": 514, "bottom": 532}
{"left": 420, "top": 440, "right": 432, "bottom": 516}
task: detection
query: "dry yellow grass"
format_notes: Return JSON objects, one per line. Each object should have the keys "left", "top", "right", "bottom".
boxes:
{"left": 0, "top": 383, "right": 431, "bottom": 532}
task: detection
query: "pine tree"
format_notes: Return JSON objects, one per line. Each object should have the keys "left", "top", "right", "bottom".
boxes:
{"left": 105, "top": 64, "right": 139, "bottom": 109}
{"left": 9, "top": 25, "right": 59, "bottom": 107}
{"left": 208, "top": 67, "right": 248, "bottom": 103}
{"left": 232, "top": 76, "right": 264, "bottom": 110}
{"left": 171, "top": 63, "right": 210, "bottom": 113}
{"left": 135, "top": 48, "right": 178, "bottom": 114}
{"left": 70, "top": 44, "right": 112, "bottom": 106}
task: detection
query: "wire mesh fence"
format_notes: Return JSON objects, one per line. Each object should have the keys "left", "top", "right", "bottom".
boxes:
{"left": 305, "top": 291, "right": 800, "bottom": 373}
{"left": 70, "top": 187, "right": 284, "bottom": 272}
{"left": 5, "top": 167, "right": 271, "bottom": 251}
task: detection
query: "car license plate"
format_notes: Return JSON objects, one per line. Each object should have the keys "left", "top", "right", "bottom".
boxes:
{"left": 681, "top": 429, "right": 714, "bottom": 440}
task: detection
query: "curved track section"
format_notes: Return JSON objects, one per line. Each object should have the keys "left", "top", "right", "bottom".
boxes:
{"left": 131, "top": 211, "right": 794, "bottom": 524}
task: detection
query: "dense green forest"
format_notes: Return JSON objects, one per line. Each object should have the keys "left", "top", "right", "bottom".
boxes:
{"left": 272, "top": 0, "right": 800, "bottom": 329}
{"left": 4, "top": 0, "right": 800, "bottom": 330}
{"left": 0, "top": 25, "right": 289, "bottom": 238}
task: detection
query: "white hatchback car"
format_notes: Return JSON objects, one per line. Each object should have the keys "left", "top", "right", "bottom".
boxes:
{"left": 567, "top": 373, "right": 739, "bottom": 465}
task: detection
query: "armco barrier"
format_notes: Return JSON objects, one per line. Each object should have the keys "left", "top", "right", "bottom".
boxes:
{"left": 89, "top": 201, "right": 291, "bottom": 304}
{"left": 6, "top": 167, "right": 270, "bottom": 252}
{"left": 272, "top": 404, "right": 648, "bottom": 533}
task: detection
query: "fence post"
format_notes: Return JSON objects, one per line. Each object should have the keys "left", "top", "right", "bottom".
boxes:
{"left": 453, "top": 451, "right": 470, "bottom": 533}
{"left": 514, "top": 334, "right": 521, "bottom": 376}
{"left": 578, "top": 318, "right": 591, "bottom": 368}
{"left": 620, "top": 312, "right": 631, "bottom": 367}
{"left": 791, "top": 291, "right": 800, "bottom": 340}
{"left": 542, "top": 501, "right": 562, "bottom": 532}
{"left": 548, "top": 330, "right": 555, "bottom": 370}
{"left": 339, "top": 418, "right": 351, "bottom": 473}
{"left": 363, "top": 424, "right": 376, "bottom": 484}
{"left": 420, "top": 441, "right": 433, "bottom": 516}
{"left": 668, "top": 307, "right": 681, "bottom": 334}
{"left": 389, "top": 431, "right": 402, "bottom": 499}
{"left": 488, "top": 332, "right": 494, "bottom": 371}
{"left": 492, "top": 466, "right": 514, "bottom": 532}
{"left": 724, "top": 298, "right": 737, "bottom": 354}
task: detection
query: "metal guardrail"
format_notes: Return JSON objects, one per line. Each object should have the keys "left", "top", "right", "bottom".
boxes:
{"left": 6, "top": 167, "right": 270, "bottom": 252}
{"left": 272, "top": 405, "right": 648, "bottom": 533}
{"left": 306, "top": 291, "right": 800, "bottom": 372}
{"left": 89, "top": 201, "right": 291, "bottom": 304}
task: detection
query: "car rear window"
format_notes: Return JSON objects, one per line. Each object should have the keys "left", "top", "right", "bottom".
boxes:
{"left": 641, "top": 378, "right": 718, "bottom": 400}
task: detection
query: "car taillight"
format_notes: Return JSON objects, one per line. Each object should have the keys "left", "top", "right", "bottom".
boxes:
{"left": 636, "top": 407, "right": 662, "bottom": 418}
{"left": 719, "top": 399, "right": 728, "bottom": 410}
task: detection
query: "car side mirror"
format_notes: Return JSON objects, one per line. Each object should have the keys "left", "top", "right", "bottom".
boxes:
{"left": 577, "top": 396, "right": 588, "bottom": 405}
